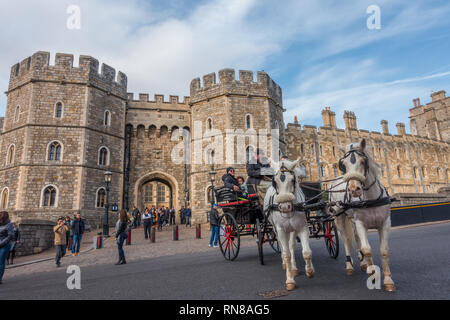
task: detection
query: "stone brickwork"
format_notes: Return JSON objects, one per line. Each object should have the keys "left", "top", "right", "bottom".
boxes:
{"left": 0, "top": 50, "right": 449, "bottom": 246}
{"left": 14, "top": 219, "right": 55, "bottom": 256}
{"left": 0, "top": 51, "right": 127, "bottom": 228}
{"left": 188, "top": 69, "right": 285, "bottom": 223}
{"left": 410, "top": 91, "right": 450, "bottom": 142}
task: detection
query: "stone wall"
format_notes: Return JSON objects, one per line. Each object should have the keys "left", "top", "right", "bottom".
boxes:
{"left": 14, "top": 219, "right": 55, "bottom": 256}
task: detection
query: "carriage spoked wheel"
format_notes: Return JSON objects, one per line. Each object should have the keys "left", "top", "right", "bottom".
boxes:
{"left": 267, "top": 229, "right": 281, "bottom": 254}
{"left": 323, "top": 220, "right": 339, "bottom": 259}
{"left": 219, "top": 212, "right": 240, "bottom": 261}
{"left": 256, "top": 218, "right": 264, "bottom": 265}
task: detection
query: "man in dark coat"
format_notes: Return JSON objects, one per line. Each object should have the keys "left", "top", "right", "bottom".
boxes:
{"left": 209, "top": 204, "right": 220, "bottom": 248}
{"left": 222, "top": 167, "right": 240, "bottom": 192}
{"left": 71, "top": 212, "right": 85, "bottom": 256}
{"left": 246, "top": 148, "right": 274, "bottom": 205}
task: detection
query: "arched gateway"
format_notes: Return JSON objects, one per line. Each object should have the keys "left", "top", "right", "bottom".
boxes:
{"left": 134, "top": 171, "right": 179, "bottom": 212}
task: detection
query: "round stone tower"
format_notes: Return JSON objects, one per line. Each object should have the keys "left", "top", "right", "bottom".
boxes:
{"left": 188, "top": 69, "right": 285, "bottom": 223}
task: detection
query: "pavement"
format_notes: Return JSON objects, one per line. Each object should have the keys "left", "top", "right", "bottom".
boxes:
{"left": 1, "top": 221, "right": 449, "bottom": 299}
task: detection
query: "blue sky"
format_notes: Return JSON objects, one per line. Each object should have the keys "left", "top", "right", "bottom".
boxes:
{"left": 1, "top": 0, "right": 450, "bottom": 133}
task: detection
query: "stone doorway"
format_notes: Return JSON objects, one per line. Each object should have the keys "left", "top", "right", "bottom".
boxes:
{"left": 135, "top": 171, "right": 178, "bottom": 213}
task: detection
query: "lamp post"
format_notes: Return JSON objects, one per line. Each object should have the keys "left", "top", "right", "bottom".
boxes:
{"left": 103, "top": 170, "right": 112, "bottom": 237}
{"left": 208, "top": 165, "right": 216, "bottom": 207}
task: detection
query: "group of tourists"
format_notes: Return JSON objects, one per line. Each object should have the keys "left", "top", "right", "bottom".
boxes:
{"left": 53, "top": 212, "right": 85, "bottom": 267}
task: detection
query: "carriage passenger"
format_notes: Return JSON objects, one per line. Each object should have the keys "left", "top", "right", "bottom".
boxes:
{"left": 236, "top": 176, "right": 249, "bottom": 200}
{"left": 222, "top": 167, "right": 240, "bottom": 192}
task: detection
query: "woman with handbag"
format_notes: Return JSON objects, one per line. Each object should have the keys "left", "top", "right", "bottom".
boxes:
{"left": 115, "top": 209, "right": 129, "bottom": 265}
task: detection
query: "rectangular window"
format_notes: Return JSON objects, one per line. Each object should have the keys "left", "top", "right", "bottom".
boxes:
{"left": 145, "top": 185, "right": 153, "bottom": 202}
{"left": 157, "top": 185, "right": 165, "bottom": 202}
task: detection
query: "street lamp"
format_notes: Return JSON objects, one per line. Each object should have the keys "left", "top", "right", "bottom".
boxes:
{"left": 208, "top": 165, "right": 216, "bottom": 207}
{"left": 103, "top": 170, "right": 112, "bottom": 237}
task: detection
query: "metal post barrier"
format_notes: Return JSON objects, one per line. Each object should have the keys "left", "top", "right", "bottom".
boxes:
{"left": 126, "top": 229, "right": 132, "bottom": 245}
{"left": 150, "top": 226, "right": 156, "bottom": 243}
{"left": 93, "top": 232, "right": 103, "bottom": 249}
{"left": 196, "top": 224, "right": 201, "bottom": 239}
{"left": 173, "top": 225, "right": 179, "bottom": 241}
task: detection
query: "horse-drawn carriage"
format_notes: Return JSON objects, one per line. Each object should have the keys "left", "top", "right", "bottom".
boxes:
{"left": 214, "top": 181, "right": 339, "bottom": 264}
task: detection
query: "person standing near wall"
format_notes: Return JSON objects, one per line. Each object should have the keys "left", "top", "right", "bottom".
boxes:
{"left": 54, "top": 217, "right": 70, "bottom": 267}
{"left": 115, "top": 209, "right": 129, "bottom": 265}
{"left": 64, "top": 216, "right": 72, "bottom": 252}
{"left": 6, "top": 222, "right": 20, "bottom": 265}
{"left": 0, "top": 211, "right": 13, "bottom": 284}
{"left": 71, "top": 212, "right": 85, "bottom": 256}
{"left": 209, "top": 204, "right": 220, "bottom": 248}
{"left": 185, "top": 205, "right": 192, "bottom": 227}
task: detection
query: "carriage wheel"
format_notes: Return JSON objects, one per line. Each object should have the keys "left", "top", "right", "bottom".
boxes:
{"left": 256, "top": 218, "right": 264, "bottom": 265}
{"left": 267, "top": 229, "right": 281, "bottom": 254}
{"left": 219, "top": 212, "right": 240, "bottom": 261}
{"left": 323, "top": 220, "right": 339, "bottom": 259}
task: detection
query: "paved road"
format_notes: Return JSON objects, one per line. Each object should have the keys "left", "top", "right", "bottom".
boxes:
{"left": 1, "top": 223, "right": 449, "bottom": 299}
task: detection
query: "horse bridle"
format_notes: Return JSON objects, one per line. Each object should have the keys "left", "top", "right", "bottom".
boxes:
{"left": 338, "top": 149, "right": 369, "bottom": 178}
{"left": 272, "top": 165, "right": 297, "bottom": 195}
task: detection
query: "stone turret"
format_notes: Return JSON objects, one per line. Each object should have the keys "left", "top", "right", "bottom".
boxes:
{"left": 322, "top": 107, "right": 336, "bottom": 128}
{"left": 381, "top": 120, "right": 389, "bottom": 134}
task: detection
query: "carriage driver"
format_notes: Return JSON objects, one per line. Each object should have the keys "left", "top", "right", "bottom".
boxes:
{"left": 246, "top": 148, "right": 275, "bottom": 205}
{"left": 222, "top": 167, "right": 240, "bottom": 192}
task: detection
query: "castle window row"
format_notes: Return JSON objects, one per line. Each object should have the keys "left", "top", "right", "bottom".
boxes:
{"left": 4, "top": 142, "right": 110, "bottom": 166}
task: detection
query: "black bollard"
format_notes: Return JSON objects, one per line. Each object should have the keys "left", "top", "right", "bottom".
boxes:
{"left": 173, "top": 225, "right": 179, "bottom": 241}
{"left": 126, "top": 229, "right": 132, "bottom": 245}
{"left": 150, "top": 226, "right": 156, "bottom": 243}
{"left": 196, "top": 224, "right": 201, "bottom": 239}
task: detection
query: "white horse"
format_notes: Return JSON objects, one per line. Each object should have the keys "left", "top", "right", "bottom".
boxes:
{"left": 328, "top": 139, "right": 395, "bottom": 291}
{"left": 264, "top": 159, "right": 314, "bottom": 291}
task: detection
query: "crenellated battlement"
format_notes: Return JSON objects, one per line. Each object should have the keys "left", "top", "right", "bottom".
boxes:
{"left": 8, "top": 51, "right": 127, "bottom": 98}
{"left": 189, "top": 69, "right": 282, "bottom": 106}
{"left": 127, "top": 92, "right": 190, "bottom": 105}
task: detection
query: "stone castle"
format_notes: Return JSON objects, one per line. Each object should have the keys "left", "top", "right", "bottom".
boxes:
{"left": 1, "top": 51, "right": 449, "bottom": 227}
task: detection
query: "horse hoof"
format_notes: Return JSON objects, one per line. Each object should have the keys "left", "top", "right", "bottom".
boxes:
{"left": 360, "top": 264, "right": 367, "bottom": 272}
{"left": 384, "top": 283, "right": 396, "bottom": 292}
{"left": 346, "top": 269, "right": 353, "bottom": 276}
{"left": 282, "top": 263, "right": 286, "bottom": 270}
{"left": 286, "top": 283, "right": 295, "bottom": 291}
{"left": 292, "top": 269, "right": 299, "bottom": 276}
{"left": 306, "top": 270, "right": 315, "bottom": 278}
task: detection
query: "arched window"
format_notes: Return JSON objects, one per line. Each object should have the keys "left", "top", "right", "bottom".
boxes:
{"left": 98, "top": 147, "right": 109, "bottom": 166}
{"left": 104, "top": 110, "right": 111, "bottom": 126}
{"left": 206, "top": 186, "right": 214, "bottom": 204}
{"left": 397, "top": 165, "right": 401, "bottom": 178}
{"left": 54, "top": 102, "right": 63, "bottom": 118}
{"left": 300, "top": 144, "right": 304, "bottom": 154}
{"left": 333, "top": 165, "right": 338, "bottom": 177}
{"left": 319, "top": 145, "right": 323, "bottom": 156}
{"left": 0, "top": 188, "right": 9, "bottom": 209}
{"left": 148, "top": 125, "right": 157, "bottom": 137}
{"left": 14, "top": 106, "right": 20, "bottom": 123}
{"left": 422, "top": 167, "right": 426, "bottom": 178}
{"left": 207, "top": 118, "right": 213, "bottom": 131}
{"left": 246, "top": 146, "right": 255, "bottom": 163}
{"left": 6, "top": 145, "right": 15, "bottom": 165}
{"left": 436, "top": 168, "right": 442, "bottom": 179}
{"left": 48, "top": 141, "right": 62, "bottom": 161}
{"left": 245, "top": 114, "right": 252, "bottom": 129}
{"left": 332, "top": 146, "right": 336, "bottom": 158}
{"left": 311, "top": 144, "right": 314, "bottom": 155}
{"left": 42, "top": 186, "right": 57, "bottom": 207}
{"left": 160, "top": 125, "right": 168, "bottom": 136}
{"left": 207, "top": 150, "right": 215, "bottom": 165}
{"left": 320, "top": 165, "right": 326, "bottom": 177}
{"left": 96, "top": 188, "right": 106, "bottom": 208}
